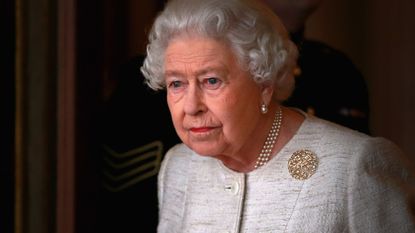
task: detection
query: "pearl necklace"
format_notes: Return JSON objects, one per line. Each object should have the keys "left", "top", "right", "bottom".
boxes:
{"left": 254, "top": 107, "right": 283, "bottom": 169}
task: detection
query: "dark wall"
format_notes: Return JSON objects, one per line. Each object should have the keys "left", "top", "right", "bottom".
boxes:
{"left": 1, "top": 0, "right": 15, "bottom": 232}
{"left": 75, "top": 1, "right": 104, "bottom": 232}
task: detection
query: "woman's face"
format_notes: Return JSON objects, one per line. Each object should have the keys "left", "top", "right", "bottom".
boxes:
{"left": 164, "top": 36, "right": 269, "bottom": 157}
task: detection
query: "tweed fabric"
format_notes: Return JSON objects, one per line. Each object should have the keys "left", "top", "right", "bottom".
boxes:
{"left": 157, "top": 115, "right": 414, "bottom": 233}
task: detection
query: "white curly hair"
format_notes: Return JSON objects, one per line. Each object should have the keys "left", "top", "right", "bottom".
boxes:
{"left": 140, "top": 0, "right": 298, "bottom": 101}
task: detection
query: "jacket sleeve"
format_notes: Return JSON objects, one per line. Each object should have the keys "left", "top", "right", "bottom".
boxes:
{"left": 157, "top": 148, "right": 170, "bottom": 211}
{"left": 157, "top": 144, "right": 189, "bottom": 233}
{"left": 346, "top": 137, "right": 415, "bottom": 232}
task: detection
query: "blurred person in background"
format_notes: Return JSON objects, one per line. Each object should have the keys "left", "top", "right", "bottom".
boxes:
{"left": 261, "top": 0, "right": 371, "bottom": 134}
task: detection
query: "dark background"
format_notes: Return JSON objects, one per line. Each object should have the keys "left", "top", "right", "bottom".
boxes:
{"left": 4, "top": 0, "right": 415, "bottom": 232}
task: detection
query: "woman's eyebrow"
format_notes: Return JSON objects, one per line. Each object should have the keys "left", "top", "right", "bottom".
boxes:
{"left": 165, "top": 65, "right": 228, "bottom": 78}
{"left": 195, "top": 65, "right": 228, "bottom": 77}
{"left": 164, "top": 70, "right": 184, "bottom": 78}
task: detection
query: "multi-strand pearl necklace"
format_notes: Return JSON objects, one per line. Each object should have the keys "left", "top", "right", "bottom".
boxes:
{"left": 254, "top": 108, "right": 283, "bottom": 169}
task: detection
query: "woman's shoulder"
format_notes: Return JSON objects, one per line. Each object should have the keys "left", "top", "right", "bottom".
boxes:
{"left": 299, "top": 115, "right": 405, "bottom": 164}
{"left": 166, "top": 143, "right": 193, "bottom": 156}
{"left": 291, "top": 109, "right": 369, "bottom": 144}
{"left": 158, "top": 143, "right": 193, "bottom": 191}
{"left": 161, "top": 143, "right": 212, "bottom": 171}
{"left": 160, "top": 143, "right": 223, "bottom": 181}
{"left": 306, "top": 115, "right": 369, "bottom": 141}
{"left": 162, "top": 143, "right": 194, "bottom": 168}
{"left": 307, "top": 115, "right": 407, "bottom": 170}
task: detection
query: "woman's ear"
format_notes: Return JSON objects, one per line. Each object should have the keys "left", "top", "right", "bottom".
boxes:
{"left": 261, "top": 84, "right": 274, "bottom": 105}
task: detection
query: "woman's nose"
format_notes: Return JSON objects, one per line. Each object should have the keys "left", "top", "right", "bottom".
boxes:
{"left": 183, "top": 84, "right": 206, "bottom": 115}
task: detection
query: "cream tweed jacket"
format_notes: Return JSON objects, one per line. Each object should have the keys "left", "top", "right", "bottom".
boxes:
{"left": 157, "top": 115, "right": 414, "bottom": 233}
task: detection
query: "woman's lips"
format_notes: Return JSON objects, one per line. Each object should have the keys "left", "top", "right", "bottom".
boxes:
{"left": 190, "top": 127, "right": 215, "bottom": 133}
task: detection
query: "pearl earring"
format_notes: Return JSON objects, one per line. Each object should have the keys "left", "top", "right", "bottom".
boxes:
{"left": 261, "top": 104, "right": 268, "bottom": 114}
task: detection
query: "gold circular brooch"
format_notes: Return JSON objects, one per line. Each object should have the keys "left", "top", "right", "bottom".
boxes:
{"left": 288, "top": 149, "right": 318, "bottom": 180}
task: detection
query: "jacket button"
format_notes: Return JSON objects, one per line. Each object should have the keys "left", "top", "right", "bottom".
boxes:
{"left": 224, "top": 181, "right": 239, "bottom": 195}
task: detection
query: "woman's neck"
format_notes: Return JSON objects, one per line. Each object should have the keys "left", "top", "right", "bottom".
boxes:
{"left": 217, "top": 106, "right": 305, "bottom": 173}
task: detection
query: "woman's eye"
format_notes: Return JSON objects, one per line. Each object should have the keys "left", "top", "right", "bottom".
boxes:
{"left": 204, "top": 77, "right": 222, "bottom": 90}
{"left": 167, "top": 80, "right": 186, "bottom": 92}
{"left": 169, "top": 80, "right": 182, "bottom": 88}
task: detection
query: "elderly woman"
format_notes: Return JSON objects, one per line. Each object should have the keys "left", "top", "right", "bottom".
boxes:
{"left": 141, "top": 0, "right": 414, "bottom": 232}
